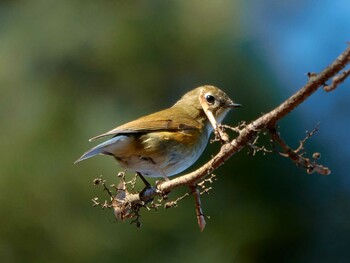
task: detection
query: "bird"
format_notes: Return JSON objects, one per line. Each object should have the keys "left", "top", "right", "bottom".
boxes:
{"left": 75, "top": 85, "right": 241, "bottom": 183}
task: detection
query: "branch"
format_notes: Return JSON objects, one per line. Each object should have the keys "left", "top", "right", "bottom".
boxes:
{"left": 190, "top": 184, "right": 206, "bottom": 232}
{"left": 324, "top": 69, "right": 350, "bottom": 92}
{"left": 270, "top": 125, "right": 331, "bottom": 175}
{"left": 144, "top": 43, "right": 350, "bottom": 193}
{"left": 98, "top": 44, "right": 350, "bottom": 227}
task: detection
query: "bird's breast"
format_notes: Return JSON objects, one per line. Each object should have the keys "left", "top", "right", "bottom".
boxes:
{"left": 112, "top": 129, "right": 209, "bottom": 177}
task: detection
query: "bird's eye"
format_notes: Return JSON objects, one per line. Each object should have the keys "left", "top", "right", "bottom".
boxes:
{"left": 205, "top": 94, "right": 215, "bottom": 104}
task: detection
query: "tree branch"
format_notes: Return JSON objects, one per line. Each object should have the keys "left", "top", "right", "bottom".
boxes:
{"left": 323, "top": 69, "right": 350, "bottom": 92}
{"left": 100, "top": 43, "right": 350, "bottom": 226}
{"left": 154, "top": 44, "right": 350, "bottom": 191}
{"left": 269, "top": 125, "right": 331, "bottom": 175}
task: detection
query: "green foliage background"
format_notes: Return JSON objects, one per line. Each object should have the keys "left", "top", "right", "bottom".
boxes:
{"left": 1, "top": 1, "right": 349, "bottom": 262}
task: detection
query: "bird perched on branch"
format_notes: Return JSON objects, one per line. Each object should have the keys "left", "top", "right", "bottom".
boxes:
{"left": 75, "top": 85, "right": 241, "bottom": 183}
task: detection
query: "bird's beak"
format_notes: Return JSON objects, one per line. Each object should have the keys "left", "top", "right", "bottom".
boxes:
{"left": 228, "top": 102, "right": 242, "bottom": 108}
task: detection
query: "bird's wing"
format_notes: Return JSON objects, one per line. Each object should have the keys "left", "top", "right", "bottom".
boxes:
{"left": 89, "top": 108, "right": 200, "bottom": 141}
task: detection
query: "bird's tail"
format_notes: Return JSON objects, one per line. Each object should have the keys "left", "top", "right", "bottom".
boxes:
{"left": 74, "top": 136, "right": 126, "bottom": 164}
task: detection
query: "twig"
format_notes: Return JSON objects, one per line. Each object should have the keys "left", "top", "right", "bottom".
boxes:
{"left": 270, "top": 126, "right": 331, "bottom": 175}
{"left": 93, "top": 177, "right": 114, "bottom": 199}
{"left": 164, "top": 191, "right": 191, "bottom": 209}
{"left": 324, "top": 69, "right": 350, "bottom": 92}
{"left": 199, "top": 89, "right": 230, "bottom": 143}
{"left": 190, "top": 185, "right": 206, "bottom": 232}
{"left": 295, "top": 124, "right": 319, "bottom": 153}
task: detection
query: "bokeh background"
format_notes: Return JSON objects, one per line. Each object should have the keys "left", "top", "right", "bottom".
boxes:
{"left": 1, "top": 1, "right": 350, "bottom": 262}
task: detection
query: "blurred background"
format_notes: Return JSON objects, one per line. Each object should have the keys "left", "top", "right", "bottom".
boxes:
{"left": 1, "top": 0, "right": 350, "bottom": 262}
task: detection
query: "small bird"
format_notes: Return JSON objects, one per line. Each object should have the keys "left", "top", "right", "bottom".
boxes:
{"left": 75, "top": 85, "right": 241, "bottom": 182}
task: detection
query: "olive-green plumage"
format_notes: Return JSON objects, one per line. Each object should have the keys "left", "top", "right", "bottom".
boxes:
{"left": 75, "top": 85, "right": 241, "bottom": 178}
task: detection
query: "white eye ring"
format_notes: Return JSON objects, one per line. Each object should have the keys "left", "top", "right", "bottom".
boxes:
{"left": 205, "top": 94, "right": 215, "bottom": 104}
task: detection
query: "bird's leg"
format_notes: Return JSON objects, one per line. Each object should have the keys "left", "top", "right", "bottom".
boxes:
{"left": 137, "top": 172, "right": 157, "bottom": 203}
{"left": 137, "top": 172, "right": 151, "bottom": 187}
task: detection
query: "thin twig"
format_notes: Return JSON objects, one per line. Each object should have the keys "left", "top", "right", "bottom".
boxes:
{"left": 270, "top": 126, "right": 331, "bottom": 175}
{"left": 190, "top": 185, "right": 206, "bottom": 232}
{"left": 324, "top": 69, "right": 350, "bottom": 92}
{"left": 295, "top": 124, "right": 319, "bottom": 153}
